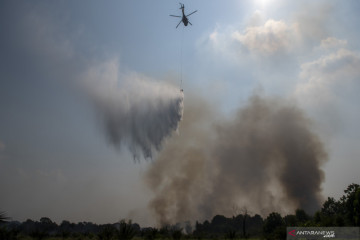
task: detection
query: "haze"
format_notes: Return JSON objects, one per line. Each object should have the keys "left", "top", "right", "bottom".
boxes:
{"left": 1, "top": 0, "right": 360, "bottom": 227}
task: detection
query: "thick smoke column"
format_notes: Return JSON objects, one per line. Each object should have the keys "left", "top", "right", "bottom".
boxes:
{"left": 145, "top": 95, "right": 215, "bottom": 225}
{"left": 83, "top": 60, "right": 183, "bottom": 160}
{"left": 145, "top": 94, "right": 327, "bottom": 225}
{"left": 210, "top": 95, "right": 327, "bottom": 214}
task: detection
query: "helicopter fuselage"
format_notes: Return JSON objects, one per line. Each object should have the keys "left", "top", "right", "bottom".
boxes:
{"left": 181, "top": 8, "right": 188, "bottom": 26}
{"left": 182, "top": 15, "right": 189, "bottom": 26}
{"left": 170, "top": 3, "right": 197, "bottom": 28}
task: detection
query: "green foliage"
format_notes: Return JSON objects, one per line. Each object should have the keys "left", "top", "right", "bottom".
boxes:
{"left": 159, "top": 225, "right": 170, "bottom": 238}
{"left": 263, "top": 212, "right": 285, "bottom": 240}
{"left": 0, "top": 226, "right": 13, "bottom": 240}
{"left": 142, "top": 228, "right": 158, "bottom": 240}
{"left": 311, "top": 183, "right": 360, "bottom": 227}
{"left": 225, "top": 229, "right": 236, "bottom": 239}
{"left": 30, "top": 228, "right": 48, "bottom": 240}
{"left": 283, "top": 214, "right": 297, "bottom": 226}
{"left": 271, "top": 226, "right": 286, "bottom": 240}
{"left": 117, "top": 220, "right": 137, "bottom": 240}
{"left": 170, "top": 228, "right": 183, "bottom": 240}
{"left": 2, "top": 183, "right": 360, "bottom": 239}
{"left": 60, "top": 230, "right": 70, "bottom": 239}
{"left": 340, "top": 183, "right": 360, "bottom": 225}
{"left": 98, "top": 224, "right": 116, "bottom": 240}
{"left": 352, "top": 187, "right": 360, "bottom": 226}
{"left": 295, "top": 209, "right": 309, "bottom": 224}
{"left": 263, "top": 212, "right": 283, "bottom": 234}
{"left": 322, "top": 197, "right": 341, "bottom": 216}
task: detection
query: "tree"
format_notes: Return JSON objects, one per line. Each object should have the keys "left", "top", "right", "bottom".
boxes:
{"left": 117, "top": 220, "right": 137, "bottom": 240}
{"left": 295, "top": 209, "right": 309, "bottom": 224}
{"left": 1, "top": 226, "right": 20, "bottom": 240}
{"left": 313, "top": 211, "right": 321, "bottom": 225}
{"left": 170, "top": 227, "right": 183, "bottom": 240}
{"left": 0, "top": 211, "right": 10, "bottom": 223}
{"left": 232, "top": 205, "right": 251, "bottom": 238}
{"left": 263, "top": 212, "right": 285, "bottom": 240}
{"left": 322, "top": 197, "right": 341, "bottom": 216}
{"left": 0, "top": 211, "right": 14, "bottom": 240}
{"left": 142, "top": 228, "right": 158, "bottom": 240}
{"left": 98, "top": 225, "right": 116, "bottom": 240}
{"left": 225, "top": 229, "right": 236, "bottom": 239}
{"left": 30, "top": 229, "right": 48, "bottom": 240}
{"left": 263, "top": 212, "right": 283, "bottom": 233}
{"left": 340, "top": 183, "right": 360, "bottom": 225}
{"left": 39, "top": 217, "right": 53, "bottom": 225}
{"left": 319, "top": 197, "right": 342, "bottom": 226}
{"left": 240, "top": 206, "right": 250, "bottom": 238}
{"left": 284, "top": 214, "right": 297, "bottom": 226}
{"left": 211, "top": 215, "right": 227, "bottom": 226}
{"left": 353, "top": 188, "right": 360, "bottom": 226}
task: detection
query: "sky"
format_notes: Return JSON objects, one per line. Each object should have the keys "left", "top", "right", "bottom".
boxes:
{"left": 1, "top": 0, "right": 360, "bottom": 226}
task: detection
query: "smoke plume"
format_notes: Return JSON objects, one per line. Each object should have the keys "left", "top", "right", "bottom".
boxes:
{"left": 145, "top": 93, "right": 327, "bottom": 225}
{"left": 83, "top": 60, "right": 184, "bottom": 160}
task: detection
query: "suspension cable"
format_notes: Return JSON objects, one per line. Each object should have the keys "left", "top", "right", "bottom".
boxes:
{"left": 180, "top": 25, "right": 184, "bottom": 91}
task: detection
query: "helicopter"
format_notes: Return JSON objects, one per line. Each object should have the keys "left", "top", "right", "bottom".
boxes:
{"left": 170, "top": 3, "right": 197, "bottom": 28}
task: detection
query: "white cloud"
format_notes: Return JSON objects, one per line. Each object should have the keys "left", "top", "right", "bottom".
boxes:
{"left": 294, "top": 2, "right": 333, "bottom": 44}
{"left": 294, "top": 47, "right": 360, "bottom": 200}
{"left": 232, "top": 19, "right": 299, "bottom": 55}
{"left": 205, "top": 5, "right": 336, "bottom": 59}
{"left": 294, "top": 47, "right": 360, "bottom": 140}
{"left": 296, "top": 48, "right": 360, "bottom": 102}
{"left": 247, "top": 10, "right": 265, "bottom": 27}
{"left": 202, "top": 17, "right": 305, "bottom": 95}
{"left": 320, "top": 37, "right": 347, "bottom": 50}
{"left": 203, "top": 25, "right": 239, "bottom": 63}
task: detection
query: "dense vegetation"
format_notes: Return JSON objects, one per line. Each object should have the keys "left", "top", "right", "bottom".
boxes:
{"left": 1, "top": 183, "right": 359, "bottom": 240}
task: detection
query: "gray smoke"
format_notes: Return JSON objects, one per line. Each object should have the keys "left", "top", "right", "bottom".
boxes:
{"left": 145, "top": 95, "right": 214, "bottom": 225}
{"left": 145, "top": 93, "right": 327, "bottom": 225}
{"left": 83, "top": 60, "right": 184, "bottom": 160}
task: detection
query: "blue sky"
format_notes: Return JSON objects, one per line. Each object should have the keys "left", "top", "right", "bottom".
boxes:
{"left": 1, "top": 0, "right": 360, "bottom": 226}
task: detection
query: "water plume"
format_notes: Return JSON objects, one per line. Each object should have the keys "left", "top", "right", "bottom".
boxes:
{"left": 83, "top": 60, "right": 184, "bottom": 160}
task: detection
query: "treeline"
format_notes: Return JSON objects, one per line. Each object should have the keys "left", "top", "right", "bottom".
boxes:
{"left": 1, "top": 183, "right": 359, "bottom": 240}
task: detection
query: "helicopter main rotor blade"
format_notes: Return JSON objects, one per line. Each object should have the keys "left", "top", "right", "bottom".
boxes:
{"left": 170, "top": 15, "right": 181, "bottom": 18}
{"left": 186, "top": 10, "right": 197, "bottom": 17}
{"left": 188, "top": 21, "right": 192, "bottom": 26}
{"left": 176, "top": 20, "right": 182, "bottom": 28}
